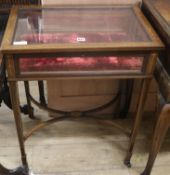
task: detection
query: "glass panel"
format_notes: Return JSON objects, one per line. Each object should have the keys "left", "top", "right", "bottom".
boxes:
{"left": 19, "top": 56, "right": 144, "bottom": 75}
{"left": 13, "top": 7, "right": 150, "bottom": 45}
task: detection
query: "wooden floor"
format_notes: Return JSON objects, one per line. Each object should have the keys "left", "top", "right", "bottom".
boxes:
{"left": 0, "top": 82, "right": 170, "bottom": 175}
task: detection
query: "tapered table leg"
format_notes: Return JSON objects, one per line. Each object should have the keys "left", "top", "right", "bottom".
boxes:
{"left": 38, "top": 81, "right": 46, "bottom": 106}
{"left": 8, "top": 81, "right": 29, "bottom": 170}
{"left": 24, "top": 81, "right": 35, "bottom": 119}
{"left": 141, "top": 104, "right": 170, "bottom": 175}
{"left": 124, "top": 79, "right": 151, "bottom": 167}
{"left": 116, "top": 79, "right": 134, "bottom": 119}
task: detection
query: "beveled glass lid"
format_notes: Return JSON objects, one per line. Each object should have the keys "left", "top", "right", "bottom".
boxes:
{"left": 13, "top": 6, "right": 150, "bottom": 45}
{"left": 1, "top": 5, "right": 164, "bottom": 53}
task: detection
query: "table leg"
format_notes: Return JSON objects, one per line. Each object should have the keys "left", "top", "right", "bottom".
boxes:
{"left": 114, "top": 80, "right": 124, "bottom": 118}
{"left": 141, "top": 104, "right": 170, "bottom": 175}
{"left": 24, "top": 81, "right": 34, "bottom": 119}
{"left": 124, "top": 79, "right": 151, "bottom": 167}
{"left": 115, "top": 79, "right": 134, "bottom": 119}
{"left": 9, "top": 81, "right": 29, "bottom": 170}
{"left": 38, "top": 81, "right": 46, "bottom": 106}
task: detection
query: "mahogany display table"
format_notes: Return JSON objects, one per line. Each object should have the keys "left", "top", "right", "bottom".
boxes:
{"left": 1, "top": 4, "right": 163, "bottom": 173}
{"left": 141, "top": 0, "right": 170, "bottom": 175}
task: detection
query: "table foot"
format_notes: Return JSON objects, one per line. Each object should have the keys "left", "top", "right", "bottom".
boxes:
{"left": 27, "top": 106, "right": 35, "bottom": 120}
{"left": 20, "top": 105, "right": 35, "bottom": 118}
{"left": 140, "top": 171, "right": 149, "bottom": 175}
{"left": 124, "top": 150, "right": 132, "bottom": 168}
{"left": 0, "top": 164, "right": 29, "bottom": 175}
{"left": 124, "top": 159, "right": 131, "bottom": 168}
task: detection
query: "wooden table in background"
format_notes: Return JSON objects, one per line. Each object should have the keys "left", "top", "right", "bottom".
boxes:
{"left": 141, "top": 0, "right": 170, "bottom": 175}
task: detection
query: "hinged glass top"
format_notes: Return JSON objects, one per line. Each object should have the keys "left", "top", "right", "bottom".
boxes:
{"left": 13, "top": 6, "right": 150, "bottom": 45}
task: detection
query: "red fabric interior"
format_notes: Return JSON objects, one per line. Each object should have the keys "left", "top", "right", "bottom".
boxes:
{"left": 20, "top": 32, "right": 129, "bottom": 44}
{"left": 20, "top": 56, "right": 143, "bottom": 72}
{"left": 19, "top": 33, "right": 143, "bottom": 72}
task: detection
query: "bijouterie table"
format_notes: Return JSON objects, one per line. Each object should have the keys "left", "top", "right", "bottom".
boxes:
{"left": 1, "top": 4, "right": 164, "bottom": 174}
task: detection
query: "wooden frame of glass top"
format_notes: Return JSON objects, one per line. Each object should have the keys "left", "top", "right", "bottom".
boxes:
{"left": 2, "top": 5, "right": 163, "bottom": 54}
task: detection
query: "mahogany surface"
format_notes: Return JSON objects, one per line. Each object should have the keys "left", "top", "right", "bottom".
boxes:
{"left": 142, "top": 0, "right": 170, "bottom": 74}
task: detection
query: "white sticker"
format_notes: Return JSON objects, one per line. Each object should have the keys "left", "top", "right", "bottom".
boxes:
{"left": 77, "top": 37, "right": 86, "bottom": 42}
{"left": 13, "top": 41, "right": 28, "bottom": 45}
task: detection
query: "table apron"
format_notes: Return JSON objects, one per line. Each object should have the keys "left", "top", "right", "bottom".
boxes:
{"left": 7, "top": 74, "right": 153, "bottom": 81}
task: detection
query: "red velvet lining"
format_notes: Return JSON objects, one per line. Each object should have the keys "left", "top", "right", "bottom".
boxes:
{"left": 20, "top": 56, "right": 143, "bottom": 72}
{"left": 18, "top": 33, "right": 143, "bottom": 72}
